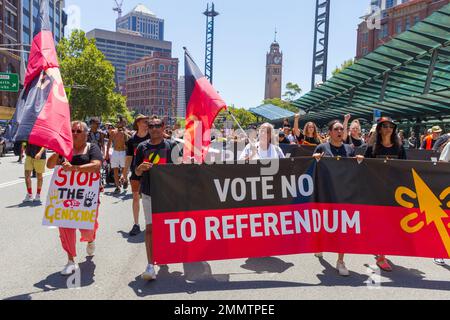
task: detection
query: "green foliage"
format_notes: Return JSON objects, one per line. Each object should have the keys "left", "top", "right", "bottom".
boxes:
{"left": 332, "top": 58, "right": 355, "bottom": 76}
{"left": 57, "top": 30, "right": 130, "bottom": 122}
{"left": 283, "top": 82, "right": 302, "bottom": 101}
{"left": 214, "top": 106, "right": 257, "bottom": 129}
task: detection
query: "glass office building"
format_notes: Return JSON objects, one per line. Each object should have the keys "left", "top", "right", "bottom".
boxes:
{"left": 115, "top": 4, "right": 164, "bottom": 41}
{"left": 86, "top": 28, "right": 172, "bottom": 86}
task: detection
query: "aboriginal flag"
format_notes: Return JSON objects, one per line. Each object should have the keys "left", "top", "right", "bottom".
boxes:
{"left": 11, "top": 0, "right": 73, "bottom": 160}
{"left": 183, "top": 48, "right": 226, "bottom": 163}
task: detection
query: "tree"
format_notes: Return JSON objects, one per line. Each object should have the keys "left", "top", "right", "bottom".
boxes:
{"left": 283, "top": 82, "right": 302, "bottom": 101}
{"left": 57, "top": 30, "right": 131, "bottom": 121}
{"left": 214, "top": 106, "right": 257, "bottom": 130}
{"left": 332, "top": 58, "right": 355, "bottom": 76}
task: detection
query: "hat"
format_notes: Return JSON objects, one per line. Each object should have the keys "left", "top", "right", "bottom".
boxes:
{"left": 133, "top": 114, "right": 149, "bottom": 130}
{"left": 376, "top": 117, "right": 397, "bottom": 130}
{"left": 431, "top": 126, "right": 443, "bottom": 133}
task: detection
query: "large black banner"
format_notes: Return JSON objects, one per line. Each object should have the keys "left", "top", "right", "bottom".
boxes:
{"left": 150, "top": 158, "right": 450, "bottom": 264}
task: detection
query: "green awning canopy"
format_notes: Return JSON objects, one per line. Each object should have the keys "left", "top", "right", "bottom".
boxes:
{"left": 293, "top": 4, "right": 450, "bottom": 125}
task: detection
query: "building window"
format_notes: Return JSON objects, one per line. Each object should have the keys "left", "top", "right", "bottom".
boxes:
{"left": 395, "top": 20, "right": 402, "bottom": 34}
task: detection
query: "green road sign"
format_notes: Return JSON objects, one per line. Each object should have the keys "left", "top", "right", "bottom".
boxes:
{"left": 0, "top": 73, "right": 19, "bottom": 92}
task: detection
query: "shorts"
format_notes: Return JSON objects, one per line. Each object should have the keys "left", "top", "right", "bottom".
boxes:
{"left": 130, "top": 172, "right": 141, "bottom": 181}
{"left": 110, "top": 150, "right": 126, "bottom": 168}
{"left": 142, "top": 194, "right": 153, "bottom": 225}
{"left": 25, "top": 156, "right": 46, "bottom": 174}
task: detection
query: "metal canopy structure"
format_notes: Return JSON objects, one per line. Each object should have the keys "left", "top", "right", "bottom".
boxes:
{"left": 249, "top": 104, "right": 296, "bottom": 121}
{"left": 293, "top": 4, "right": 450, "bottom": 126}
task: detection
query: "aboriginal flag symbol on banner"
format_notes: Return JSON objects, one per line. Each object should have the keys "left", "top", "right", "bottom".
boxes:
{"left": 11, "top": 0, "right": 73, "bottom": 160}
{"left": 183, "top": 48, "right": 226, "bottom": 163}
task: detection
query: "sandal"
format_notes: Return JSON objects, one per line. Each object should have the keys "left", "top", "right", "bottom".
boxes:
{"left": 376, "top": 257, "right": 392, "bottom": 272}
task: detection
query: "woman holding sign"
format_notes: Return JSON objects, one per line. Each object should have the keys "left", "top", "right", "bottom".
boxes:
{"left": 313, "top": 120, "right": 364, "bottom": 277}
{"left": 47, "top": 121, "right": 103, "bottom": 276}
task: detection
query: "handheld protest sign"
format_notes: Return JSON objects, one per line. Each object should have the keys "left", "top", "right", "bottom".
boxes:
{"left": 43, "top": 166, "right": 100, "bottom": 230}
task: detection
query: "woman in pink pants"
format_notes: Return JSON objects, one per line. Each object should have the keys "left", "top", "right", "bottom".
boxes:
{"left": 47, "top": 121, "right": 103, "bottom": 275}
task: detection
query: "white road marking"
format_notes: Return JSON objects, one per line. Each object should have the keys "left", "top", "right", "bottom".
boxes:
{"left": 0, "top": 171, "right": 53, "bottom": 189}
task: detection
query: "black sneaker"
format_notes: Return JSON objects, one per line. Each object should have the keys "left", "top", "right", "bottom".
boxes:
{"left": 129, "top": 224, "right": 141, "bottom": 236}
{"left": 123, "top": 180, "right": 129, "bottom": 190}
{"left": 114, "top": 187, "right": 121, "bottom": 194}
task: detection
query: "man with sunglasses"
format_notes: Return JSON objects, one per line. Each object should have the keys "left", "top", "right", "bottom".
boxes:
{"left": 135, "top": 117, "right": 177, "bottom": 281}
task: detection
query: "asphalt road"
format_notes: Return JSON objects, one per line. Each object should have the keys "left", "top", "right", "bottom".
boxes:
{"left": 1, "top": 153, "right": 450, "bottom": 300}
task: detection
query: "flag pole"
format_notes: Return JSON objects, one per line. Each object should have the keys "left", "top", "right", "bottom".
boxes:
{"left": 227, "top": 109, "right": 248, "bottom": 138}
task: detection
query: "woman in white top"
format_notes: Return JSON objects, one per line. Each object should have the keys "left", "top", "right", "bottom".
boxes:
{"left": 239, "top": 123, "right": 285, "bottom": 160}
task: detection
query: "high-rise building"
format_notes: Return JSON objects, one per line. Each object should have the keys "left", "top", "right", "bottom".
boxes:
{"left": 116, "top": 4, "right": 164, "bottom": 41}
{"left": 1, "top": 0, "right": 66, "bottom": 116}
{"left": 125, "top": 51, "right": 178, "bottom": 122}
{"left": 264, "top": 41, "right": 283, "bottom": 100}
{"left": 357, "top": 0, "right": 449, "bottom": 59}
{"left": 177, "top": 76, "right": 186, "bottom": 119}
{"left": 86, "top": 28, "right": 172, "bottom": 88}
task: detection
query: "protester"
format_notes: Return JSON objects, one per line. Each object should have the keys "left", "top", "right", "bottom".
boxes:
{"left": 283, "top": 126, "right": 295, "bottom": 143}
{"left": 134, "top": 117, "right": 177, "bottom": 281}
{"left": 239, "top": 123, "right": 285, "bottom": 160}
{"left": 365, "top": 117, "right": 406, "bottom": 160}
{"left": 312, "top": 119, "right": 363, "bottom": 277}
{"left": 87, "top": 117, "right": 105, "bottom": 157}
{"left": 344, "top": 119, "right": 364, "bottom": 147}
{"left": 124, "top": 115, "right": 150, "bottom": 237}
{"left": 46, "top": 121, "right": 103, "bottom": 275}
{"left": 278, "top": 131, "right": 291, "bottom": 145}
{"left": 432, "top": 130, "right": 450, "bottom": 153}
{"left": 293, "top": 114, "right": 322, "bottom": 146}
{"left": 106, "top": 119, "right": 130, "bottom": 194}
{"left": 421, "top": 126, "right": 442, "bottom": 150}
{"left": 364, "top": 117, "right": 406, "bottom": 272}
{"left": 408, "top": 131, "right": 418, "bottom": 149}
{"left": 23, "top": 143, "right": 46, "bottom": 203}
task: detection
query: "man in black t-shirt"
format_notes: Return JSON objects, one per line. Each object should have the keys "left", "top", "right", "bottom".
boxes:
{"left": 124, "top": 115, "right": 150, "bottom": 236}
{"left": 135, "top": 117, "right": 176, "bottom": 281}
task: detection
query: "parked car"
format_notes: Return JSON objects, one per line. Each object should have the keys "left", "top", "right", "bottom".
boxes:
{"left": 0, "top": 134, "right": 14, "bottom": 157}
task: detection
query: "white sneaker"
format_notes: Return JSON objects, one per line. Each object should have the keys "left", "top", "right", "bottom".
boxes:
{"left": 141, "top": 264, "right": 156, "bottom": 281}
{"left": 61, "top": 261, "right": 78, "bottom": 276}
{"left": 86, "top": 242, "right": 96, "bottom": 256}
{"left": 336, "top": 261, "right": 350, "bottom": 276}
{"left": 314, "top": 253, "right": 323, "bottom": 258}
{"left": 23, "top": 194, "right": 33, "bottom": 203}
{"left": 434, "top": 258, "right": 446, "bottom": 266}
{"left": 34, "top": 194, "right": 41, "bottom": 202}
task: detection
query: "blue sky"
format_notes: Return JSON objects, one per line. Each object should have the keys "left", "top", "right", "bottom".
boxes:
{"left": 65, "top": 0, "right": 370, "bottom": 109}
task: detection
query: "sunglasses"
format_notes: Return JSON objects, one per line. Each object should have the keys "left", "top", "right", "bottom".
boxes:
{"left": 333, "top": 127, "right": 344, "bottom": 131}
{"left": 381, "top": 124, "right": 395, "bottom": 129}
{"left": 149, "top": 124, "right": 163, "bottom": 129}
{"left": 72, "top": 130, "right": 83, "bottom": 134}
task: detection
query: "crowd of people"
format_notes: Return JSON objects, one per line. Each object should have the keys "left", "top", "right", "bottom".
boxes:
{"left": 6, "top": 112, "right": 450, "bottom": 281}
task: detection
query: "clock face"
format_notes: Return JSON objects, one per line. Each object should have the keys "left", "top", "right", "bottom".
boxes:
{"left": 274, "top": 56, "right": 282, "bottom": 65}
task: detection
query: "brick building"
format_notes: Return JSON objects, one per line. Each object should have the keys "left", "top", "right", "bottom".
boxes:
{"left": 126, "top": 51, "right": 178, "bottom": 122}
{"left": 356, "top": 0, "right": 450, "bottom": 59}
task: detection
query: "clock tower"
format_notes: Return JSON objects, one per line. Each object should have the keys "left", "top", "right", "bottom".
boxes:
{"left": 264, "top": 40, "right": 283, "bottom": 100}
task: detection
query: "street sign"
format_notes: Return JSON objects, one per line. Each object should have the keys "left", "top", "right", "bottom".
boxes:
{"left": 0, "top": 73, "right": 19, "bottom": 92}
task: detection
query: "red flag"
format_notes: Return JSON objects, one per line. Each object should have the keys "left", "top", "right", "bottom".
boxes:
{"left": 183, "top": 49, "right": 226, "bottom": 163}
{"left": 11, "top": 0, "right": 73, "bottom": 160}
